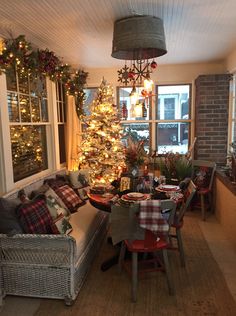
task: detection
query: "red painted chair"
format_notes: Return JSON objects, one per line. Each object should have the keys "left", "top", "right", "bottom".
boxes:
{"left": 191, "top": 160, "right": 216, "bottom": 220}
{"left": 113, "top": 200, "right": 176, "bottom": 302}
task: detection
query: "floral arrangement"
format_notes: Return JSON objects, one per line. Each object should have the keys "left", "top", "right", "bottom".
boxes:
{"left": 0, "top": 35, "right": 88, "bottom": 118}
{"left": 124, "top": 137, "right": 148, "bottom": 167}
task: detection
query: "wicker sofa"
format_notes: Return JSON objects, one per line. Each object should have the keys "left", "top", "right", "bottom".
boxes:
{"left": 0, "top": 171, "right": 109, "bottom": 305}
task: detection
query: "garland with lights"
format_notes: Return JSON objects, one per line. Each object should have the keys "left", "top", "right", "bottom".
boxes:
{"left": 0, "top": 35, "right": 88, "bottom": 118}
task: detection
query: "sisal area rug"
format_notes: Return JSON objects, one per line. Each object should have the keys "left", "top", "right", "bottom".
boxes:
{"left": 34, "top": 213, "right": 236, "bottom": 316}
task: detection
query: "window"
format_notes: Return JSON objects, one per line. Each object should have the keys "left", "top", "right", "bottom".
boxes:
{"left": 84, "top": 88, "right": 98, "bottom": 116}
{"left": 118, "top": 84, "right": 192, "bottom": 154}
{"left": 56, "top": 81, "right": 66, "bottom": 164}
{"left": 6, "top": 69, "right": 49, "bottom": 182}
{"left": 156, "top": 85, "right": 191, "bottom": 154}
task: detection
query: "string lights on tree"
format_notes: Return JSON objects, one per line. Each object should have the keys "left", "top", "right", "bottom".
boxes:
{"left": 78, "top": 79, "right": 125, "bottom": 184}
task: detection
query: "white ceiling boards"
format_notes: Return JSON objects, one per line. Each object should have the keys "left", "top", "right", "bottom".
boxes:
{"left": 0, "top": 0, "right": 236, "bottom": 69}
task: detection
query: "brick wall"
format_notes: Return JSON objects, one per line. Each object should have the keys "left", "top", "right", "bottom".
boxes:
{"left": 194, "top": 74, "right": 231, "bottom": 165}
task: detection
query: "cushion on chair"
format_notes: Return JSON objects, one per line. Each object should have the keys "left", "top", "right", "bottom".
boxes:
{"left": 16, "top": 197, "right": 59, "bottom": 234}
{"left": 55, "top": 185, "right": 85, "bottom": 212}
{"left": 192, "top": 166, "right": 212, "bottom": 189}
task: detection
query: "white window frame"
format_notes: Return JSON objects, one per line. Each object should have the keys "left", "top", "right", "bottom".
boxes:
{"left": 117, "top": 83, "right": 194, "bottom": 154}
{"left": 0, "top": 72, "right": 62, "bottom": 194}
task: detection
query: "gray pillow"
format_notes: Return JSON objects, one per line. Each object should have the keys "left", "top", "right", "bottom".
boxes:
{"left": 0, "top": 197, "right": 23, "bottom": 234}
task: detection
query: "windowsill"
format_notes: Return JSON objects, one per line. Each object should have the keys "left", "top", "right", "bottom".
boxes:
{"left": 216, "top": 169, "right": 236, "bottom": 196}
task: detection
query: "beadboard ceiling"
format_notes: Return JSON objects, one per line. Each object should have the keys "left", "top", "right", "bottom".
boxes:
{"left": 0, "top": 0, "right": 236, "bottom": 69}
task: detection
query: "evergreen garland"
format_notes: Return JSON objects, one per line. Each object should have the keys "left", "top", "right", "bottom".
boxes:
{"left": 0, "top": 35, "right": 88, "bottom": 118}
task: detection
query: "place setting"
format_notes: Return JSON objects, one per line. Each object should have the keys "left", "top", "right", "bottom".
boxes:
{"left": 120, "top": 192, "right": 151, "bottom": 204}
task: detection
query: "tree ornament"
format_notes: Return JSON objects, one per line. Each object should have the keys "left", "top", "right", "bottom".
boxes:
{"left": 141, "top": 89, "right": 148, "bottom": 97}
{"left": 151, "top": 61, "right": 158, "bottom": 69}
{"left": 128, "top": 71, "right": 135, "bottom": 79}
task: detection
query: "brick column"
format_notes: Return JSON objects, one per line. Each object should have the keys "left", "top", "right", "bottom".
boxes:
{"left": 194, "top": 74, "right": 231, "bottom": 165}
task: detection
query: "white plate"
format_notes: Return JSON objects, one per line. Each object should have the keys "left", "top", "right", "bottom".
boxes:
{"left": 156, "top": 185, "right": 180, "bottom": 192}
{"left": 160, "top": 185, "right": 179, "bottom": 190}
{"left": 127, "top": 192, "right": 144, "bottom": 198}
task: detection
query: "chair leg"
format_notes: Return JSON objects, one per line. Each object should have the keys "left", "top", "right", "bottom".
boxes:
{"left": 162, "top": 249, "right": 174, "bottom": 295}
{"left": 132, "top": 252, "right": 138, "bottom": 302}
{"left": 176, "top": 228, "right": 185, "bottom": 267}
{"left": 118, "top": 241, "right": 126, "bottom": 273}
{"left": 208, "top": 192, "right": 213, "bottom": 212}
{"left": 200, "top": 194, "right": 206, "bottom": 221}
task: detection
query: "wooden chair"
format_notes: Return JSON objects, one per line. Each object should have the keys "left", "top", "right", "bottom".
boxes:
{"left": 191, "top": 160, "right": 216, "bottom": 221}
{"left": 169, "top": 180, "right": 196, "bottom": 267}
{"left": 112, "top": 200, "right": 176, "bottom": 302}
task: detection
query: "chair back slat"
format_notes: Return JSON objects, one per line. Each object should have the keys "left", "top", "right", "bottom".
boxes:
{"left": 111, "top": 200, "right": 177, "bottom": 245}
{"left": 177, "top": 180, "right": 196, "bottom": 223}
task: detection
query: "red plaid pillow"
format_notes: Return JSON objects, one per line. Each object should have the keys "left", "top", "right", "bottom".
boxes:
{"left": 17, "top": 198, "right": 59, "bottom": 234}
{"left": 55, "top": 185, "right": 84, "bottom": 212}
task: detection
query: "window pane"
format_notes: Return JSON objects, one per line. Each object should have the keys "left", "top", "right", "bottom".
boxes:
{"left": 10, "top": 125, "right": 48, "bottom": 182}
{"left": 6, "top": 69, "right": 17, "bottom": 91}
{"left": 31, "top": 97, "right": 40, "bottom": 122}
{"left": 18, "top": 75, "right": 29, "bottom": 94}
{"left": 156, "top": 85, "right": 190, "bottom": 120}
{"left": 119, "top": 87, "right": 150, "bottom": 120}
{"left": 84, "top": 88, "right": 98, "bottom": 116}
{"left": 41, "top": 98, "right": 48, "bottom": 122}
{"left": 156, "top": 122, "right": 189, "bottom": 154}
{"left": 8, "top": 93, "right": 19, "bottom": 122}
{"left": 164, "top": 98, "right": 175, "bottom": 119}
{"left": 58, "top": 125, "right": 66, "bottom": 164}
{"left": 30, "top": 76, "right": 46, "bottom": 97}
{"left": 20, "top": 95, "right": 31, "bottom": 122}
{"left": 121, "top": 123, "right": 150, "bottom": 152}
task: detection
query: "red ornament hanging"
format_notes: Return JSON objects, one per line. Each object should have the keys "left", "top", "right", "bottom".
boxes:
{"left": 128, "top": 71, "right": 135, "bottom": 79}
{"left": 151, "top": 61, "right": 157, "bottom": 69}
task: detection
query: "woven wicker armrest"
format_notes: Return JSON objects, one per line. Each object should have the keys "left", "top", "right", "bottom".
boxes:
{"left": 0, "top": 233, "right": 76, "bottom": 266}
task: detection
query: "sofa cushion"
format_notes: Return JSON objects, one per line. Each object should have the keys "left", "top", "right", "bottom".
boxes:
{"left": 55, "top": 185, "right": 85, "bottom": 212}
{"left": 16, "top": 197, "right": 59, "bottom": 234}
{"left": 45, "top": 192, "right": 71, "bottom": 220}
{"left": 76, "top": 186, "right": 90, "bottom": 200}
{"left": 54, "top": 214, "right": 72, "bottom": 235}
{"left": 45, "top": 187, "right": 69, "bottom": 214}
{"left": 29, "top": 183, "right": 50, "bottom": 199}
{"left": 0, "top": 197, "right": 23, "bottom": 234}
{"left": 69, "top": 169, "right": 91, "bottom": 189}
{"left": 69, "top": 202, "right": 108, "bottom": 262}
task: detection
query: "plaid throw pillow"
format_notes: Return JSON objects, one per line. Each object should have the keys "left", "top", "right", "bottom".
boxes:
{"left": 55, "top": 185, "right": 84, "bottom": 212}
{"left": 17, "top": 198, "right": 59, "bottom": 234}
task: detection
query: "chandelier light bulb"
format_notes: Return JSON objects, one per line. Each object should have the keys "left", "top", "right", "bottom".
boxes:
{"left": 144, "top": 78, "right": 153, "bottom": 92}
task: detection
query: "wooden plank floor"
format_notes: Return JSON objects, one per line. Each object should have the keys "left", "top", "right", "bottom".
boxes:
{"left": 32, "top": 212, "right": 236, "bottom": 316}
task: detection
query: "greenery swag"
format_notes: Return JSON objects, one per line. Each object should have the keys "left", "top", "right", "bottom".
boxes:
{"left": 0, "top": 35, "right": 88, "bottom": 118}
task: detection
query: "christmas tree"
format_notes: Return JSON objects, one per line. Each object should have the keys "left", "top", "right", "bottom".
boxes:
{"left": 78, "top": 79, "right": 125, "bottom": 185}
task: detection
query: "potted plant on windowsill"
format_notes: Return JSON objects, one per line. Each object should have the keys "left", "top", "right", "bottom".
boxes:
{"left": 157, "top": 152, "right": 192, "bottom": 184}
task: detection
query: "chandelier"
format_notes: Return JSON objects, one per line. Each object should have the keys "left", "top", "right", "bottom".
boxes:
{"left": 111, "top": 15, "right": 167, "bottom": 117}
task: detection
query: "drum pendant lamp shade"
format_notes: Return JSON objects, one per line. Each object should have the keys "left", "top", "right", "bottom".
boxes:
{"left": 111, "top": 15, "right": 167, "bottom": 60}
